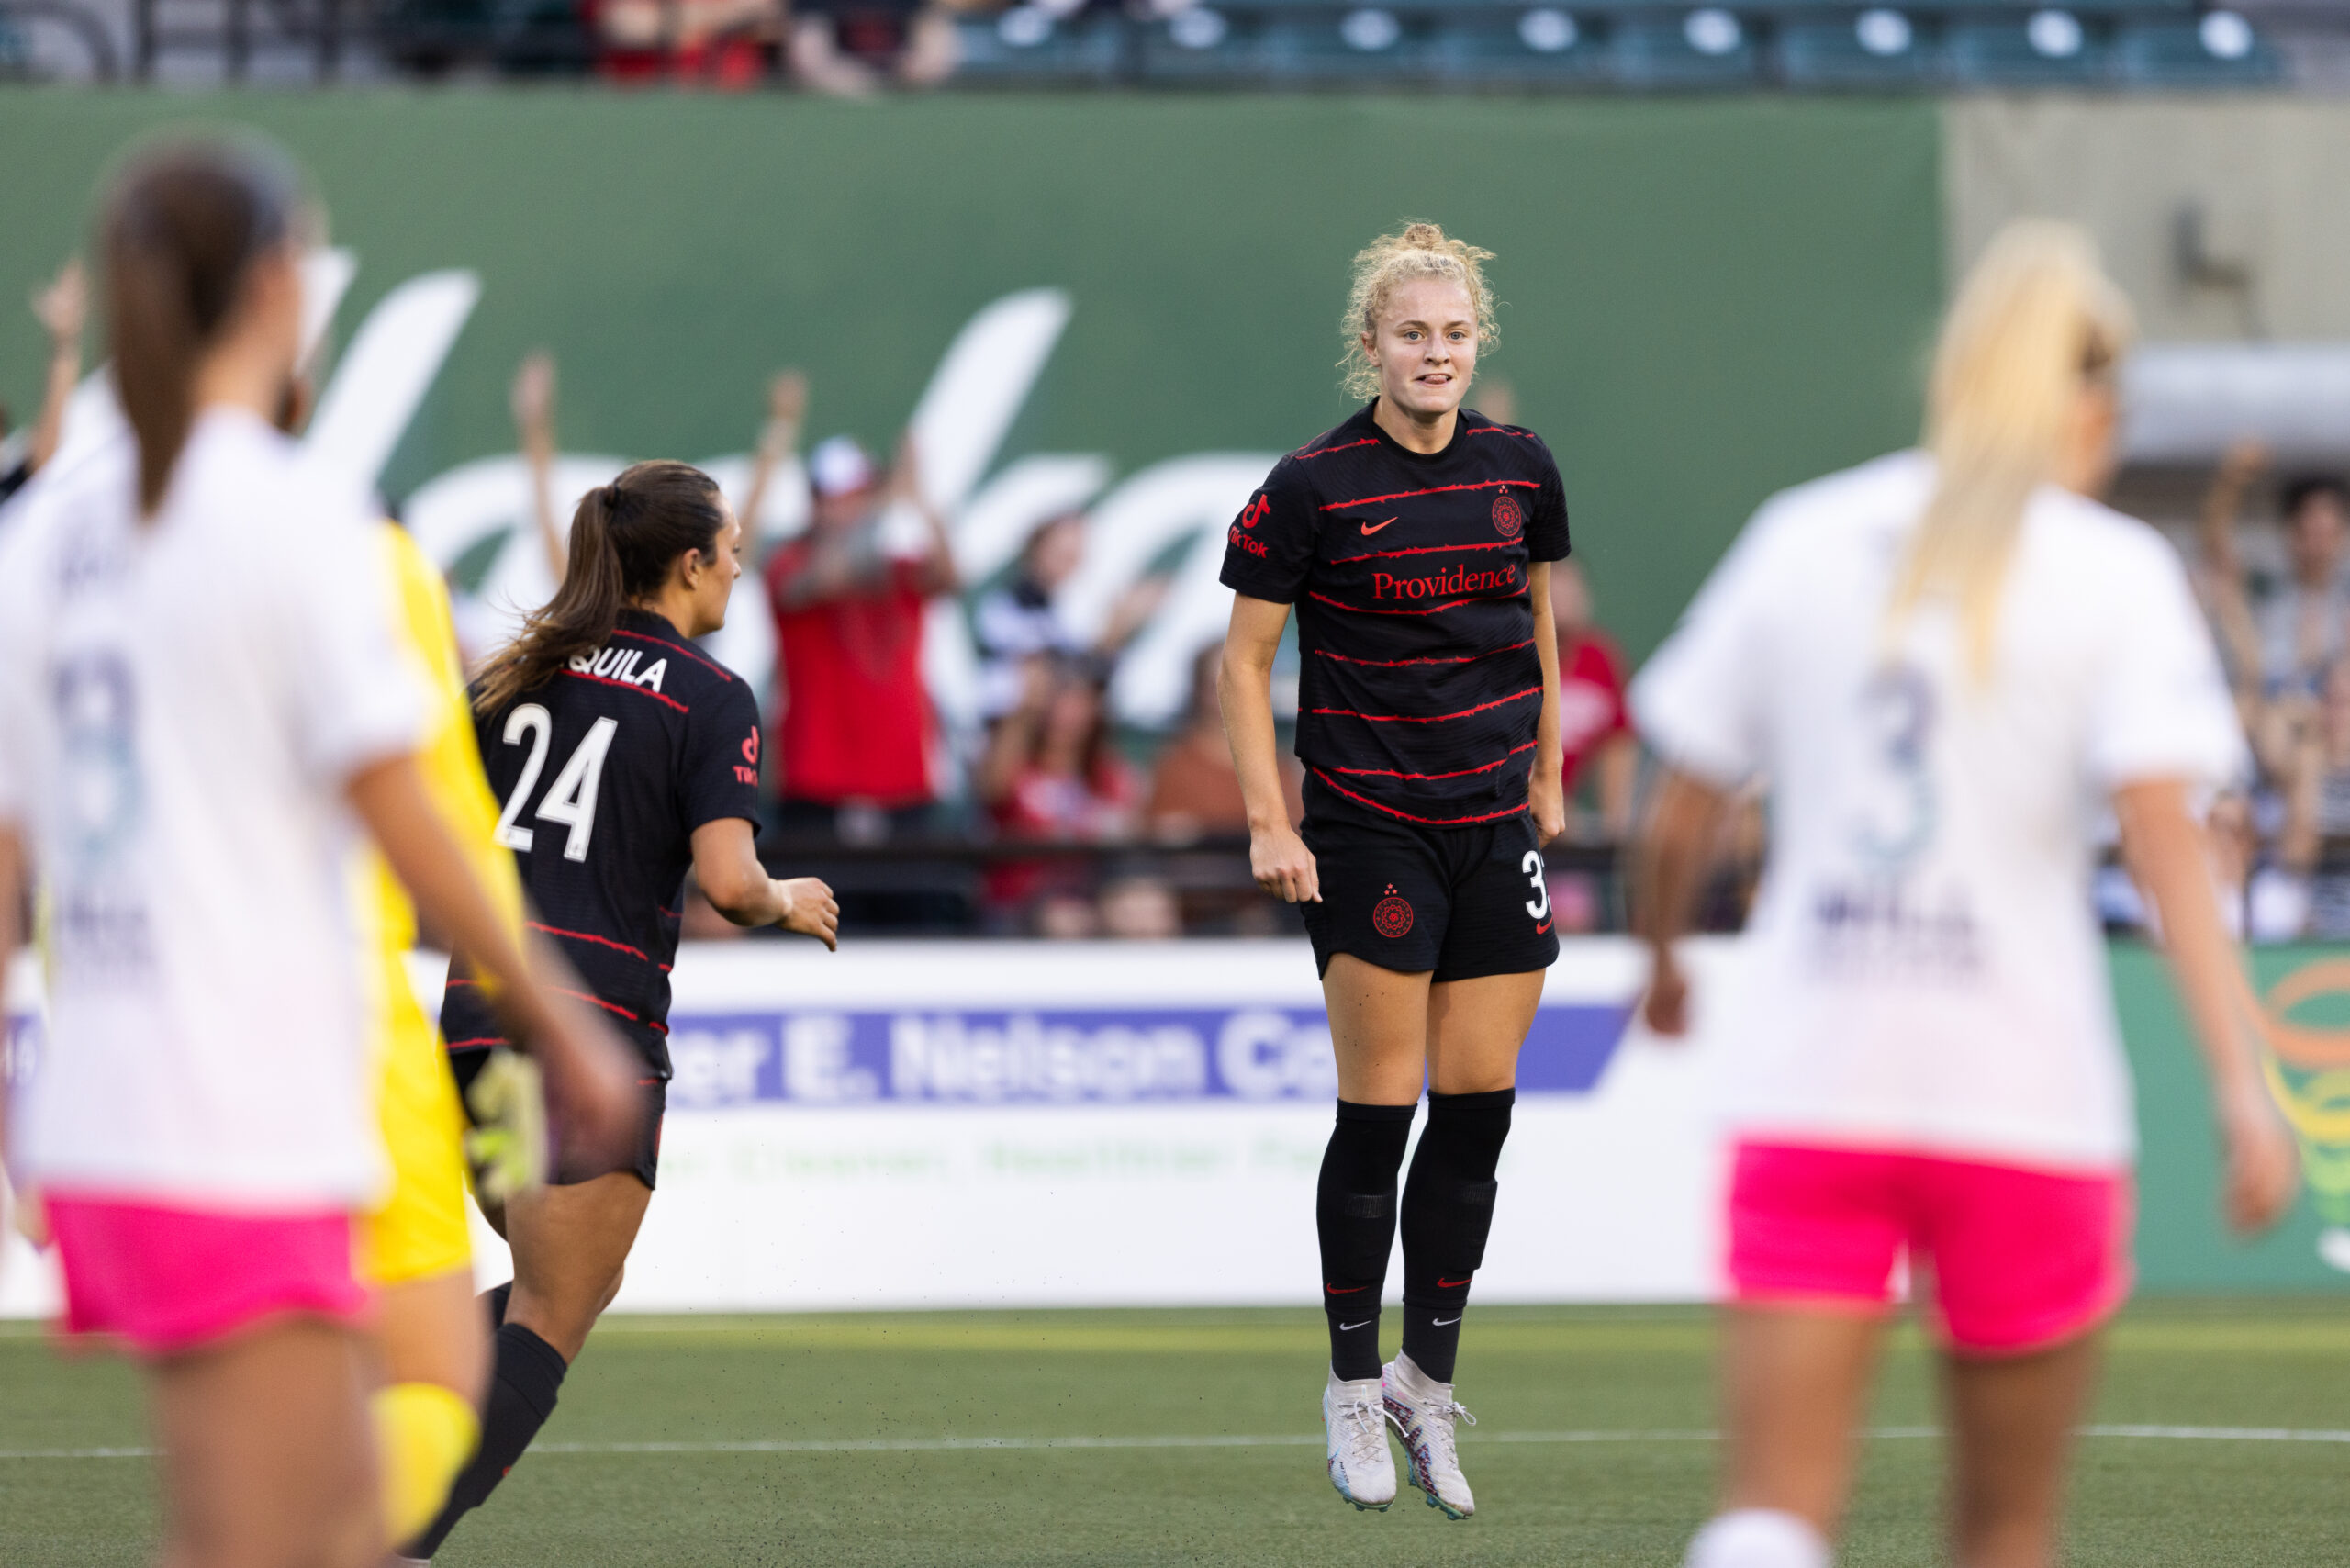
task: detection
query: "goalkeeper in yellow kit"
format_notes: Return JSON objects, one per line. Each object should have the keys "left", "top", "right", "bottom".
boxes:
{"left": 354, "top": 520, "right": 539, "bottom": 1548}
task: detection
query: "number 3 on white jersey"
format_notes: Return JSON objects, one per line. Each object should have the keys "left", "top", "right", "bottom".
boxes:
{"left": 492, "top": 704, "right": 619, "bottom": 862}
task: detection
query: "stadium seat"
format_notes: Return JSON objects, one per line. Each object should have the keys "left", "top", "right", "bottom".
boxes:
{"left": 953, "top": 9, "right": 1125, "bottom": 84}
{"left": 2112, "top": 12, "right": 2280, "bottom": 85}
{"left": 1136, "top": 6, "right": 1264, "bottom": 82}
{"left": 1609, "top": 9, "right": 1758, "bottom": 87}
{"left": 1259, "top": 6, "right": 1439, "bottom": 83}
{"left": 1429, "top": 9, "right": 1611, "bottom": 86}
{"left": 1776, "top": 10, "right": 1936, "bottom": 86}
{"left": 1942, "top": 11, "right": 2109, "bottom": 84}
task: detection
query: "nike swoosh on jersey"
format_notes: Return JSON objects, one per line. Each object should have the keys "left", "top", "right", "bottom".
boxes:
{"left": 1360, "top": 517, "right": 1398, "bottom": 535}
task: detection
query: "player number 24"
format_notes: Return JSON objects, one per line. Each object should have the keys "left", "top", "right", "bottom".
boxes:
{"left": 493, "top": 704, "right": 618, "bottom": 862}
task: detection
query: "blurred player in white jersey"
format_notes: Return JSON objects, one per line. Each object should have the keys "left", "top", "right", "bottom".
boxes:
{"left": 0, "top": 139, "right": 640, "bottom": 1568}
{"left": 1630, "top": 222, "right": 2300, "bottom": 1568}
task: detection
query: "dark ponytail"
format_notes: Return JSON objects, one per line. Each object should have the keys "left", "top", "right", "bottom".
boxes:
{"left": 101, "top": 139, "right": 298, "bottom": 516}
{"left": 475, "top": 460, "right": 726, "bottom": 713}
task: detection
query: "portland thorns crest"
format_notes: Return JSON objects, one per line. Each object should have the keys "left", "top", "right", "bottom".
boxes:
{"left": 1372, "top": 887, "right": 1415, "bottom": 938}
{"left": 1492, "top": 490, "right": 1525, "bottom": 541}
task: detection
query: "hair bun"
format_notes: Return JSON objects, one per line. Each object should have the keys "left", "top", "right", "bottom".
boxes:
{"left": 1400, "top": 222, "right": 1446, "bottom": 249}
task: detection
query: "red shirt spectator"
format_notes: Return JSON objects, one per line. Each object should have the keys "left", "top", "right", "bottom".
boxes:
{"left": 1558, "top": 629, "right": 1630, "bottom": 792}
{"left": 1550, "top": 559, "right": 1638, "bottom": 839}
{"left": 764, "top": 434, "right": 958, "bottom": 811}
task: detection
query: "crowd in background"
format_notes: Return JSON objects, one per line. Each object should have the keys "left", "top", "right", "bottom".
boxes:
{"left": 12, "top": 275, "right": 2349, "bottom": 943}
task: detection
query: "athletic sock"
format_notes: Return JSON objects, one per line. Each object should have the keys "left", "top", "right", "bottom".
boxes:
{"left": 1316, "top": 1099, "right": 1416, "bottom": 1382}
{"left": 372, "top": 1382, "right": 480, "bottom": 1546}
{"left": 400, "top": 1321, "right": 567, "bottom": 1560}
{"left": 1684, "top": 1509, "right": 1831, "bottom": 1568}
{"left": 1399, "top": 1087, "right": 1515, "bottom": 1383}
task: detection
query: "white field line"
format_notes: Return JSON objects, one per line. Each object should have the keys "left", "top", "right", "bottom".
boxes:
{"left": 6, "top": 1425, "right": 2350, "bottom": 1462}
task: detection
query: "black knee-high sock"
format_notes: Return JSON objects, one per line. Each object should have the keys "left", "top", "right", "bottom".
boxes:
{"left": 1400, "top": 1087, "right": 1515, "bottom": 1384}
{"left": 402, "top": 1320, "right": 568, "bottom": 1559}
{"left": 1317, "top": 1099, "right": 1416, "bottom": 1382}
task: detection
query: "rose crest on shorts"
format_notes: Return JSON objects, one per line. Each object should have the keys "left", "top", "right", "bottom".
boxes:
{"left": 1491, "top": 491, "right": 1525, "bottom": 541}
{"left": 1372, "top": 885, "right": 1416, "bottom": 939}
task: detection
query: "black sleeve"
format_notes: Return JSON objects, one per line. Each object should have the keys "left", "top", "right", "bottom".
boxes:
{"left": 681, "top": 677, "right": 765, "bottom": 832}
{"left": 1527, "top": 442, "right": 1572, "bottom": 562}
{"left": 1218, "top": 457, "right": 1319, "bottom": 604}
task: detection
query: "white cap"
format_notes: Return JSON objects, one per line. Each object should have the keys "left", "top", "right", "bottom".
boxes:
{"left": 809, "top": 435, "right": 878, "bottom": 498}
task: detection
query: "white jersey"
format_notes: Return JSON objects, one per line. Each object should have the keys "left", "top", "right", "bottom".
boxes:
{"left": 1632, "top": 451, "right": 2245, "bottom": 1171}
{"left": 0, "top": 409, "right": 424, "bottom": 1207}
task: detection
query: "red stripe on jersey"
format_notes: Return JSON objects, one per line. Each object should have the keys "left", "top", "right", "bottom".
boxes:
{"left": 610, "top": 626, "right": 731, "bottom": 681}
{"left": 1294, "top": 435, "right": 1379, "bottom": 460}
{"left": 1308, "top": 767, "right": 1534, "bottom": 825}
{"left": 1304, "top": 686, "right": 1541, "bottom": 724}
{"left": 530, "top": 920, "right": 651, "bottom": 962}
{"left": 445, "top": 976, "right": 483, "bottom": 988}
{"left": 564, "top": 667, "right": 690, "bottom": 712}
{"left": 1317, "top": 478, "right": 1538, "bottom": 512}
{"left": 1468, "top": 426, "right": 1540, "bottom": 441}
{"left": 443, "top": 1036, "right": 509, "bottom": 1051}
{"left": 1328, "top": 540, "right": 1519, "bottom": 566}
{"left": 1315, "top": 638, "right": 1534, "bottom": 669}
{"left": 558, "top": 986, "right": 640, "bottom": 1022}
{"left": 1307, "top": 590, "right": 1489, "bottom": 618}
{"left": 1326, "top": 741, "right": 1539, "bottom": 781}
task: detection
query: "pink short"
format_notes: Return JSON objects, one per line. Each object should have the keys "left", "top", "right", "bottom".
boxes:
{"left": 46, "top": 1193, "right": 371, "bottom": 1359}
{"left": 1726, "top": 1140, "right": 2132, "bottom": 1355}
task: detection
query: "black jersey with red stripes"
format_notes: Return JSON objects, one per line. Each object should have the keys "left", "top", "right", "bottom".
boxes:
{"left": 438, "top": 609, "right": 762, "bottom": 1076}
{"left": 1219, "top": 401, "right": 1571, "bottom": 827}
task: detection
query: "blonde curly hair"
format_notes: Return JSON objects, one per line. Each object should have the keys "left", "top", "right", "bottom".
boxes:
{"left": 1337, "top": 221, "right": 1498, "bottom": 401}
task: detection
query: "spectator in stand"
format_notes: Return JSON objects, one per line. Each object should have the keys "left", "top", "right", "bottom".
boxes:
{"left": 738, "top": 366, "right": 809, "bottom": 544}
{"left": 764, "top": 430, "right": 958, "bottom": 845}
{"left": 2255, "top": 658, "right": 2350, "bottom": 939}
{"left": 974, "top": 512, "right": 1087, "bottom": 716}
{"left": 1146, "top": 640, "right": 1302, "bottom": 843}
{"left": 589, "top": 0, "right": 779, "bottom": 84}
{"left": 788, "top": 0, "right": 960, "bottom": 94}
{"left": 1550, "top": 557, "right": 1636, "bottom": 840}
{"left": 971, "top": 510, "right": 1168, "bottom": 719}
{"left": 0, "top": 258, "right": 86, "bottom": 506}
{"left": 977, "top": 654, "right": 1139, "bottom": 936}
{"left": 2200, "top": 439, "right": 2350, "bottom": 705}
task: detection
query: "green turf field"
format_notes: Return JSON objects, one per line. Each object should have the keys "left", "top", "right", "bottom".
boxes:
{"left": 5, "top": 1301, "right": 2346, "bottom": 1566}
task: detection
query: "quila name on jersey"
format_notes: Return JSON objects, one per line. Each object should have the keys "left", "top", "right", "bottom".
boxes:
{"left": 567, "top": 644, "right": 670, "bottom": 692}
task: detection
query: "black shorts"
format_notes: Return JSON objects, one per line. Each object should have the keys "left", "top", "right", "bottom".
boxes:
{"left": 1298, "top": 786, "right": 1561, "bottom": 983}
{"left": 448, "top": 1044, "right": 667, "bottom": 1192}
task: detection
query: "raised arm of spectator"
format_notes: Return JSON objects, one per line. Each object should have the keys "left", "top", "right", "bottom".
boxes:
{"left": 2200, "top": 438, "right": 2268, "bottom": 697}
{"left": 894, "top": 431, "right": 961, "bottom": 597}
{"left": 28, "top": 259, "right": 85, "bottom": 473}
{"left": 512, "top": 351, "right": 565, "bottom": 586}
{"left": 739, "top": 368, "right": 806, "bottom": 544}
{"left": 976, "top": 655, "right": 1052, "bottom": 808}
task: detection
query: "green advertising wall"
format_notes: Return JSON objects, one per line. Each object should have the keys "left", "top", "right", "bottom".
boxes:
{"left": 0, "top": 91, "right": 1940, "bottom": 661}
{"left": 2119, "top": 944, "right": 2350, "bottom": 1293}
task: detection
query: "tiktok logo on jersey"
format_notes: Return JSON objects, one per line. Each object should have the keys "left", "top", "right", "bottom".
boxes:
{"left": 735, "top": 726, "right": 759, "bottom": 787}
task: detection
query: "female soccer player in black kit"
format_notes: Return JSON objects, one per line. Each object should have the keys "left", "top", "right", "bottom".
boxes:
{"left": 1220, "top": 223, "right": 1571, "bottom": 1521}
{"left": 403, "top": 462, "right": 838, "bottom": 1562}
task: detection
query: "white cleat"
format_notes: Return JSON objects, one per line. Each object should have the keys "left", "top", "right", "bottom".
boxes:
{"left": 1383, "top": 1352, "right": 1477, "bottom": 1519}
{"left": 1323, "top": 1370, "right": 1397, "bottom": 1511}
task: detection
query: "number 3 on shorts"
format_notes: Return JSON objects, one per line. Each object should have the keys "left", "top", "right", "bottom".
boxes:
{"left": 1521, "top": 848, "right": 1550, "bottom": 922}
